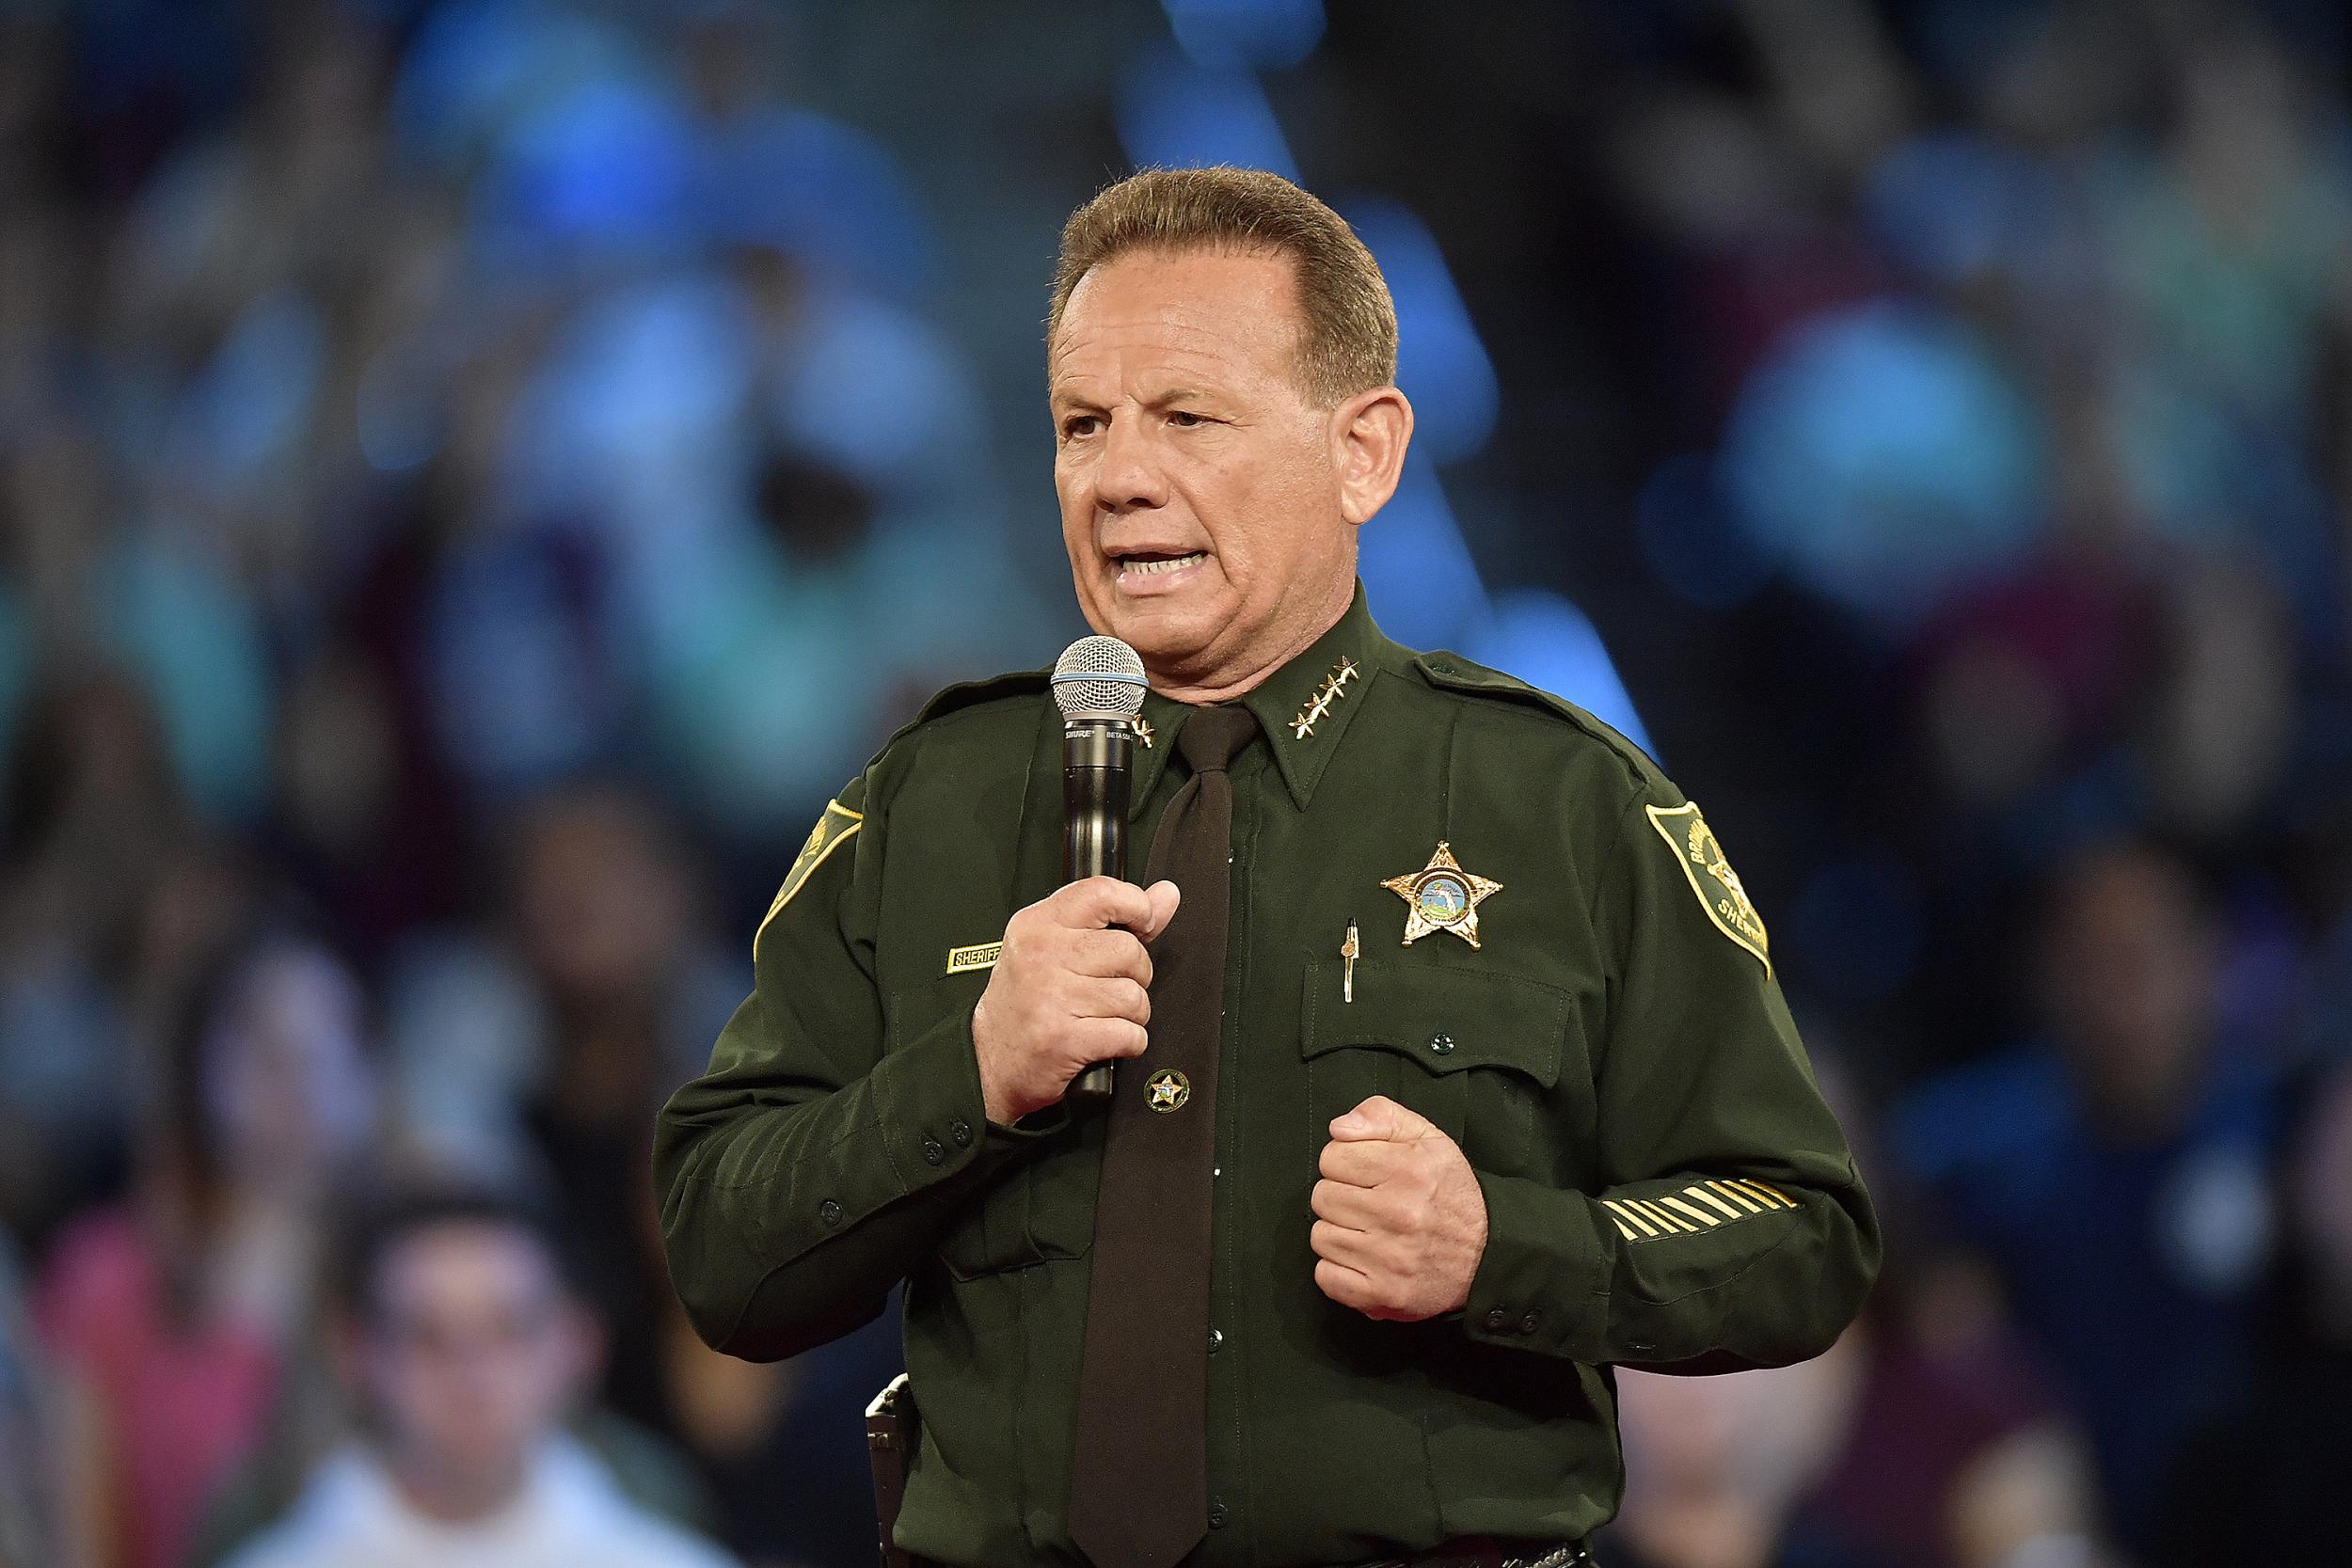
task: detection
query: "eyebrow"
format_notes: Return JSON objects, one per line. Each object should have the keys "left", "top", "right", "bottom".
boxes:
{"left": 1048, "top": 385, "right": 1226, "bottom": 413}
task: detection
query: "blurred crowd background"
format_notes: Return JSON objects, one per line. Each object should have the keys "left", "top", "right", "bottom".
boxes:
{"left": 2, "top": 0, "right": 2350, "bottom": 1565}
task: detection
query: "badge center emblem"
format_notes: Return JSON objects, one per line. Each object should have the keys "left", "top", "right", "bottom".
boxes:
{"left": 1381, "top": 842, "right": 1502, "bottom": 948}
{"left": 1145, "top": 1068, "right": 1191, "bottom": 1113}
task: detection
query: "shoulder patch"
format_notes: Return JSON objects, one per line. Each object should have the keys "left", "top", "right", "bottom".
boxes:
{"left": 1412, "top": 650, "right": 1660, "bottom": 785}
{"left": 755, "top": 796, "right": 864, "bottom": 958}
{"left": 1645, "top": 801, "right": 1770, "bottom": 973}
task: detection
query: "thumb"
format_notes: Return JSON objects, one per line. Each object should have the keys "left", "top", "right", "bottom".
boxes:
{"left": 1328, "top": 1094, "right": 1432, "bottom": 1142}
{"left": 1137, "top": 879, "right": 1182, "bottom": 941}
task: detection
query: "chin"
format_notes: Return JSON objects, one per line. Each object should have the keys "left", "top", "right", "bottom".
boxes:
{"left": 1101, "top": 596, "right": 1222, "bottom": 671}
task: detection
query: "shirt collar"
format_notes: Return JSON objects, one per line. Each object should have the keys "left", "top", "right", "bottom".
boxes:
{"left": 1129, "top": 580, "right": 1396, "bottom": 816}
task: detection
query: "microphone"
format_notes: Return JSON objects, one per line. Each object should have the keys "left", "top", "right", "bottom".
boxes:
{"left": 1052, "top": 635, "right": 1148, "bottom": 1104}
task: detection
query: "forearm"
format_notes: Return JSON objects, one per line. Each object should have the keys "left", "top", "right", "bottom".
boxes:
{"left": 657, "top": 1000, "right": 1017, "bottom": 1359}
{"left": 1459, "top": 1149, "right": 1878, "bottom": 1368}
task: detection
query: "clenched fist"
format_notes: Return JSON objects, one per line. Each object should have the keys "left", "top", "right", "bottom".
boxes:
{"left": 1311, "top": 1095, "right": 1489, "bottom": 1321}
{"left": 971, "top": 877, "right": 1182, "bottom": 1125}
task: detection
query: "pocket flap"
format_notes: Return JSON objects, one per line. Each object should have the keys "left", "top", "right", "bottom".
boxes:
{"left": 1299, "top": 958, "right": 1565, "bottom": 1088}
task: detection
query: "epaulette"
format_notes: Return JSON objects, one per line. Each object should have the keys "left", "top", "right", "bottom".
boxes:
{"left": 845, "top": 667, "right": 1051, "bottom": 809}
{"left": 1411, "top": 649, "right": 1662, "bottom": 792}
{"left": 907, "top": 668, "right": 1051, "bottom": 728}
{"left": 863, "top": 667, "right": 1050, "bottom": 763}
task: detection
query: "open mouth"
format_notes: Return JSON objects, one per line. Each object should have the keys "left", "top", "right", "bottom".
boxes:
{"left": 1111, "top": 549, "right": 1208, "bottom": 580}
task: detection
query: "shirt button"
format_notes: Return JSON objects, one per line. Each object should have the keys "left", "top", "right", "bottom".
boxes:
{"left": 1429, "top": 1033, "right": 1454, "bottom": 1055}
{"left": 1208, "top": 1327, "right": 1223, "bottom": 1354}
{"left": 1208, "top": 1503, "right": 1228, "bottom": 1528}
{"left": 950, "top": 1117, "right": 973, "bottom": 1148}
{"left": 1518, "top": 1310, "right": 1542, "bottom": 1336}
{"left": 818, "top": 1199, "right": 843, "bottom": 1227}
{"left": 1484, "top": 1307, "right": 1511, "bottom": 1333}
{"left": 922, "top": 1139, "right": 946, "bottom": 1166}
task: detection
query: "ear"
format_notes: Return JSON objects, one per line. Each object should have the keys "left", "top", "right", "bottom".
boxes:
{"left": 1330, "top": 386, "right": 1414, "bottom": 528}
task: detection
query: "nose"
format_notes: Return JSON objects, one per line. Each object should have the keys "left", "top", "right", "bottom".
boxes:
{"left": 1092, "top": 415, "right": 1168, "bottom": 516}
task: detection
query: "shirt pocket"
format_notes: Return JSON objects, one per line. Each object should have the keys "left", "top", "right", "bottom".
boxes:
{"left": 887, "top": 972, "right": 1099, "bottom": 1283}
{"left": 1298, "top": 958, "right": 1569, "bottom": 1177}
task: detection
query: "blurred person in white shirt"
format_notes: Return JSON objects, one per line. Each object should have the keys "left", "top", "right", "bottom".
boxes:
{"left": 220, "top": 1186, "right": 735, "bottom": 1568}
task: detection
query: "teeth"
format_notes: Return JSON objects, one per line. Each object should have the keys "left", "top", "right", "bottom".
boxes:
{"left": 1122, "top": 552, "right": 1205, "bottom": 577}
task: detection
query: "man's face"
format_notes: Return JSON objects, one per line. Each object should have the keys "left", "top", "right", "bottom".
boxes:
{"left": 2042, "top": 847, "right": 2215, "bottom": 1132}
{"left": 358, "top": 1222, "right": 594, "bottom": 1492}
{"left": 1050, "top": 247, "right": 1361, "bottom": 687}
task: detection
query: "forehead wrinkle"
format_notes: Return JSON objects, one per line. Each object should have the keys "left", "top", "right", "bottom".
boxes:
{"left": 1053, "top": 344, "right": 1253, "bottom": 404}
{"left": 1050, "top": 321, "right": 1293, "bottom": 407}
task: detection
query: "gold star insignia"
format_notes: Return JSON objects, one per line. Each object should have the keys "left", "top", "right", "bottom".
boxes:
{"left": 1381, "top": 841, "right": 1502, "bottom": 948}
{"left": 1145, "top": 1068, "right": 1190, "bottom": 1113}
{"left": 1135, "top": 717, "right": 1154, "bottom": 750}
{"left": 1289, "top": 657, "right": 1360, "bottom": 740}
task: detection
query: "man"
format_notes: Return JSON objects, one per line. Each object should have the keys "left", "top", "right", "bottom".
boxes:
{"left": 1895, "top": 840, "right": 2279, "bottom": 1556}
{"left": 657, "top": 167, "right": 1878, "bottom": 1568}
{"left": 222, "top": 1187, "right": 736, "bottom": 1568}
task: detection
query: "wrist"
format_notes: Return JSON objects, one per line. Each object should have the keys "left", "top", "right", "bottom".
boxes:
{"left": 972, "top": 997, "right": 1014, "bottom": 1125}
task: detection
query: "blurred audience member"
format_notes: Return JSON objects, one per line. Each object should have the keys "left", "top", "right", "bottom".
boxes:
{"left": 1788, "top": 1060, "right": 2108, "bottom": 1568}
{"left": 35, "top": 924, "right": 378, "bottom": 1568}
{"left": 1606, "top": 1346, "right": 1861, "bottom": 1568}
{"left": 1894, "top": 842, "right": 2280, "bottom": 1553}
{"left": 2157, "top": 1058, "right": 2352, "bottom": 1566}
{"left": 0, "top": 668, "right": 192, "bottom": 1242}
{"left": 386, "top": 784, "right": 740, "bottom": 1425}
{"left": 218, "top": 1182, "right": 733, "bottom": 1568}
{"left": 374, "top": 782, "right": 890, "bottom": 1556}
{"left": 1610, "top": 1055, "right": 2110, "bottom": 1568}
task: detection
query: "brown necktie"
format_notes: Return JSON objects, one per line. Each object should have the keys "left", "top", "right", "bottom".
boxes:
{"left": 1069, "top": 704, "right": 1259, "bottom": 1568}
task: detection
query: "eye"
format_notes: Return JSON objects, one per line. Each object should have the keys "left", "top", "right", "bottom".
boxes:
{"left": 1168, "top": 410, "right": 1209, "bottom": 428}
{"left": 1059, "top": 413, "right": 1102, "bottom": 440}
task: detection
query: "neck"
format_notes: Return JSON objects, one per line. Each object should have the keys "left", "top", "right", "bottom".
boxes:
{"left": 384, "top": 1443, "right": 531, "bottom": 1525}
{"left": 1145, "top": 578, "right": 1353, "bottom": 705}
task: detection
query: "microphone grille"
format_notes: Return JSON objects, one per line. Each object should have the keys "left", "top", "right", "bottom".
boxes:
{"left": 1052, "top": 635, "right": 1148, "bottom": 719}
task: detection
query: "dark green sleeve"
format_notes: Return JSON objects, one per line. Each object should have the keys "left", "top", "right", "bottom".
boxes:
{"left": 1460, "top": 785, "right": 1880, "bottom": 1370}
{"left": 653, "top": 767, "right": 1030, "bottom": 1360}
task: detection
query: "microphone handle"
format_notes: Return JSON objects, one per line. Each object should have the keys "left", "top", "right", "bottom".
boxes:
{"left": 1063, "top": 720, "right": 1133, "bottom": 1104}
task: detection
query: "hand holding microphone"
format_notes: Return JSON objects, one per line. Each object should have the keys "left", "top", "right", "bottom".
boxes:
{"left": 971, "top": 877, "right": 1178, "bottom": 1125}
{"left": 970, "top": 635, "right": 1172, "bottom": 1124}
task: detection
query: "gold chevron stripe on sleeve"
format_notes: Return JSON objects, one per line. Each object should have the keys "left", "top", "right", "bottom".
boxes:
{"left": 1707, "top": 1181, "right": 1766, "bottom": 1213}
{"left": 1660, "top": 1195, "right": 1722, "bottom": 1227}
{"left": 1687, "top": 1185, "right": 1745, "bottom": 1219}
{"left": 1724, "top": 1179, "right": 1793, "bottom": 1210}
{"left": 1603, "top": 1199, "right": 1660, "bottom": 1238}
{"left": 1609, "top": 1213, "right": 1640, "bottom": 1241}
{"left": 1632, "top": 1199, "right": 1698, "bottom": 1234}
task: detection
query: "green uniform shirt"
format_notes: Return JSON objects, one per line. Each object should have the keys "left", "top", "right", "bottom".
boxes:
{"left": 656, "top": 585, "right": 1879, "bottom": 1567}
